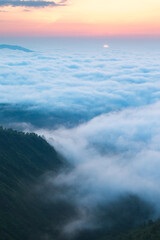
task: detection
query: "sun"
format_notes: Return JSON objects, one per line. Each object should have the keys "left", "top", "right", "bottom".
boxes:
{"left": 104, "top": 45, "right": 109, "bottom": 48}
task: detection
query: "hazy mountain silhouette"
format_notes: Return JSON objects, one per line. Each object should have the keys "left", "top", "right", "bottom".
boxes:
{"left": 0, "top": 44, "right": 33, "bottom": 52}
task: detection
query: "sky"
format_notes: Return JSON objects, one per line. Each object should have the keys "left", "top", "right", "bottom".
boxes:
{"left": 0, "top": 0, "right": 160, "bottom": 37}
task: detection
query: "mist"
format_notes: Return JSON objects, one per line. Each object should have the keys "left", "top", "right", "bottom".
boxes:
{"left": 35, "top": 102, "right": 160, "bottom": 236}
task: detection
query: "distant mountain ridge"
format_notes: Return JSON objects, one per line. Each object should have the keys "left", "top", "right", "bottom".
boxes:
{"left": 0, "top": 44, "right": 33, "bottom": 52}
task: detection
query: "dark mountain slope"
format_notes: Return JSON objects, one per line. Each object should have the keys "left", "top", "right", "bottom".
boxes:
{"left": 100, "top": 219, "right": 160, "bottom": 240}
{"left": 0, "top": 127, "right": 71, "bottom": 240}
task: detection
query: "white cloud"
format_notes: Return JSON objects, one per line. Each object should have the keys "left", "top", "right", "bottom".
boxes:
{"left": 37, "top": 102, "right": 160, "bottom": 206}
{"left": 34, "top": 102, "right": 160, "bottom": 233}
{"left": 0, "top": 43, "right": 160, "bottom": 125}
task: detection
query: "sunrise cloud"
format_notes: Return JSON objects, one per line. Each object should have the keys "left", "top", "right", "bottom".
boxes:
{"left": 0, "top": 0, "right": 67, "bottom": 8}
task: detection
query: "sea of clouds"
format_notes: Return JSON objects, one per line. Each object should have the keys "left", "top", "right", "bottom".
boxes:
{"left": 0, "top": 38, "right": 160, "bottom": 235}
{"left": 0, "top": 39, "right": 160, "bottom": 122}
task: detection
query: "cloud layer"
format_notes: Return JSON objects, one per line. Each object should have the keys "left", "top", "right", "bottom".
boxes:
{"left": 0, "top": 39, "right": 160, "bottom": 127}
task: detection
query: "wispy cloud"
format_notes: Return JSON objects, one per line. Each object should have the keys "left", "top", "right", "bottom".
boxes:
{"left": 0, "top": 0, "right": 67, "bottom": 8}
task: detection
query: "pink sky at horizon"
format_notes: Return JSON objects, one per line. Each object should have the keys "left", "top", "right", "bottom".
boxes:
{"left": 0, "top": 0, "right": 160, "bottom": 37}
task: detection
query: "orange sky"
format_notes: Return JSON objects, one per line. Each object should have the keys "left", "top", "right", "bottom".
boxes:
{"left": 0, "top": 0, "right": 160, "bottom": 37}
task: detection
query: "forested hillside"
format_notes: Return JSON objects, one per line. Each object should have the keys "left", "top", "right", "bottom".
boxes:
{"left": 101, "top": 219, "right": 160, "bottom": 240}
{"left": 0, "top": 127, "right": 69, "bottom": 240}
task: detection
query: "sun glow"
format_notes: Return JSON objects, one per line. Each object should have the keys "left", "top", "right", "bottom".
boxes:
{"left": 0, "top": 0, "right": 160, "bottom": 36}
